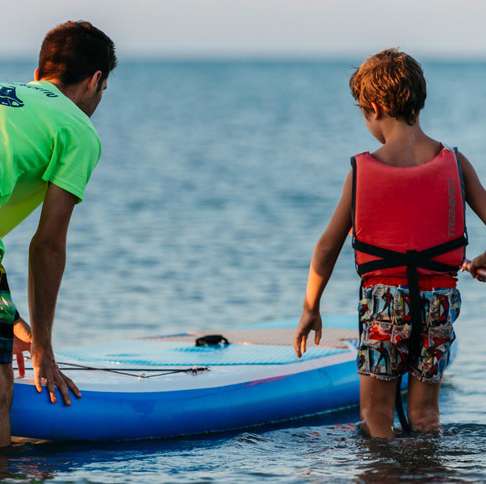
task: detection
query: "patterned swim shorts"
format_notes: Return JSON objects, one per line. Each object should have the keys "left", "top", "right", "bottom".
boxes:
{"left": 0, "top": 265, "right": 18, "bottom": 364}
{"left": 357, "top": 284, "right": 460, "bottom": 384}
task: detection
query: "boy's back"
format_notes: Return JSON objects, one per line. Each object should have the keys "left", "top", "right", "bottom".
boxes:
{"left": 353, "top": 144, "right": 466, "bottom": 288}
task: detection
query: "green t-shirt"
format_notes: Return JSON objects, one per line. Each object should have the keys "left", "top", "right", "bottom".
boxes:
{"left": 0, "top": 81, "right": 102, "bottom": 258}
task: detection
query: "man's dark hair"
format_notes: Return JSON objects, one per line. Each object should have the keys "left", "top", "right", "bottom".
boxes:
{"left": 349, "top": 48, "right": 426, "bottom": 125}
{"left": 38, "top": 21, "right": 117, "bottom": 88}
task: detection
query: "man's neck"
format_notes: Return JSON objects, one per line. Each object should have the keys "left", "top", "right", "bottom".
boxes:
{"left": 38, "top": 78, "right": 80, "bottom": 104}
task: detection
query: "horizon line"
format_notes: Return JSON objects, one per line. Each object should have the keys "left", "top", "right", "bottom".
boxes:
{"left": 1, "top": 51, "right": 485, "bottom": 63}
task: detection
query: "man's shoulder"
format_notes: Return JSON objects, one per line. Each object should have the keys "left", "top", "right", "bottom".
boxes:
{"left": 6, "top": 81, "right": 60, "bottom": 99}
{"left": 1, "top": 81, "right": 99, "bottom": 138}
{"left": 0, "top": 81, "right": 62, "bottom": 110}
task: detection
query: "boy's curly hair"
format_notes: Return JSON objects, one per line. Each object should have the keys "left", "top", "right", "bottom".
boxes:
{"left": 349, "top": 48, "right": 426, "bottom": 125}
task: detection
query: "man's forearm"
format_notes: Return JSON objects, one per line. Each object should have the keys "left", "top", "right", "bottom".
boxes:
{"left": 28, "top": 236, "right": 66, "bottom": 347}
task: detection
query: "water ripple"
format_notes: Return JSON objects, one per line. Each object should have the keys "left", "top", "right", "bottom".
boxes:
{"left": 1, "top": 60, "right": 486, "bottom": 482}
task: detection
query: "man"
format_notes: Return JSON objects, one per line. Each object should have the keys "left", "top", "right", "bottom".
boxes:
{"left": 0, "top": 21, "right": 117, "bottom": 447}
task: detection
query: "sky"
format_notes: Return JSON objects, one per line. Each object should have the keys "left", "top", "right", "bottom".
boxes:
{"left": 1, "top": 0, "right": 486, "bottom": 60}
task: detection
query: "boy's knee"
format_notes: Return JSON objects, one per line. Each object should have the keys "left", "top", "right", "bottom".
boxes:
{"left": 361, "top": 405, "right": 395, "bottom": 439}
{"left": 362, "top": 399, "right": 395, "bottom": 425}
{"left": 408, "top": 403, "right": 440, "bottom": 433}
{"left": 362, "top": 403, "right": 394, "bottom": 423}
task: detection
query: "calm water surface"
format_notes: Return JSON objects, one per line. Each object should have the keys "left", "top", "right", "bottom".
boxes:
{"left": 1, "top": 59, "right": 486, "bottom": 482}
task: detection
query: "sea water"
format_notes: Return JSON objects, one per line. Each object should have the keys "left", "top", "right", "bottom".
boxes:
{"left": 1, "top": 59, "right": 486, "bottom": 482}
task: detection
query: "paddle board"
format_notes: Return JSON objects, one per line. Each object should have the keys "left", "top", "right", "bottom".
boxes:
{"left": 10, "top": 315, "right": 447, "bottom": 441}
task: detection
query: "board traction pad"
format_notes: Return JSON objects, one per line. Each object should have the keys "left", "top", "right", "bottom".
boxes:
{"left": 57, "top": 328, "right": 357, "bottom": 366}
{"left": 57, "top": 341, "right": 348, "bottom": 366}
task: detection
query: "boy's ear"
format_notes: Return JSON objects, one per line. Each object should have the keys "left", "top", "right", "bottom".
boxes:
{"left": 370, "top": 102, "right": 385, "bottom": 119}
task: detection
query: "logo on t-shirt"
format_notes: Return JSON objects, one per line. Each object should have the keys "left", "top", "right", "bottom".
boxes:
{"left": 0, "top": 86, "right": 24, "bottom": 108}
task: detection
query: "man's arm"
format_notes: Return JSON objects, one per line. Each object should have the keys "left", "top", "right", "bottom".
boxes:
{"left": 29, "top": 183, "right": 81, "bottom": 405}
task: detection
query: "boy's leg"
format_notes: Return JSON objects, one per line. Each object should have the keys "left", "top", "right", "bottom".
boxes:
{"left": 0, "top": 363, "right": 13, "bottom": 447}
{"left": 407, "top": 376, "right": 441, "bottom": 433}
{"left": 357, "top": 285, "right": 407, "bottom": 439}
{"left": 406, "top": 287, "right": 459, "bottom": 433}
{"left": 360, "top": 374, "right": 397, "bottom": 439}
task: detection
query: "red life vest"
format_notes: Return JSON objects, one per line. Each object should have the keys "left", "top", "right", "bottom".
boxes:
{"left": 352, "top": 146, "right": 467, "bottom": 290}
{"left": 351, "top": 145, "right": 467, "bottom": 434}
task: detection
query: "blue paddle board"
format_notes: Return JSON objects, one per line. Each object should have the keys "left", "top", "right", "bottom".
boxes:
{"left": 10, "top": 315, "right": 448, "bottom": 441}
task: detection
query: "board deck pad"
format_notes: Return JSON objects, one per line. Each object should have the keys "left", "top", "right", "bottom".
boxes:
{"left": 140, "top": 327, "right": 357, "bottom": 348}
{"left": 10, "top": 316, "right": 428, "bottom": 441}
{"left": 56, "top": 340, "right": 348, "bottom": 366}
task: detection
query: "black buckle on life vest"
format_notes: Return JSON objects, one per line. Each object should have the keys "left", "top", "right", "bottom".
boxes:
{"left": 406, "top": 249, "right": 417, "bottom": 264}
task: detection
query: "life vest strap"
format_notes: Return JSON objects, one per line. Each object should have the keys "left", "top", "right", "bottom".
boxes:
{"left": 353, "top": 236, "right": 467, "bottom": 277}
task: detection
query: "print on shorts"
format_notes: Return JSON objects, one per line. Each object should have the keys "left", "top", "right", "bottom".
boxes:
{"left": 356, "top": 284, "right": 460, "bottom": 383}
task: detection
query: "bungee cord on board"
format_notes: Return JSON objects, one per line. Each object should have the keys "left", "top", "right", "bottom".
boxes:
{"left": 21, "top": 357, "right": 210, "bottom": 379}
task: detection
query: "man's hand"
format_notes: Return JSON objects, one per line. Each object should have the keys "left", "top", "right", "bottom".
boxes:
{"left": 294, "top": 310, "right": 322, "bottom": 358}
{"left": 30, "top": 344, "right": 81, "bottom": 405}
{"left": 12, "top": 317, "right": 32, "bottom": 378}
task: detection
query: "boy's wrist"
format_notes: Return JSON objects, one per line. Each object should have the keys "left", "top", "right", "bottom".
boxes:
{"left": 303, "top": 300, "right": 320, "bottom": 314}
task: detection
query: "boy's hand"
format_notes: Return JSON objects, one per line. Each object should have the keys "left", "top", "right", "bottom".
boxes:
{"left": 462, "top": 256, "right": 486, "bottom": 282}
{"left": 294, "top": 310, "right": 322, "bottom": 358}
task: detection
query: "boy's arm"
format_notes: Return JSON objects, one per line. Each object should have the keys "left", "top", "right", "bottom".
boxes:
{"left": 459, "top": 152, "right": 486, "bottom": 277}
{"left": 460, "top": 152, "right": 486, "bottom": 223}
{"left": 294, "top": 170, "right": 353, "bottom": 357}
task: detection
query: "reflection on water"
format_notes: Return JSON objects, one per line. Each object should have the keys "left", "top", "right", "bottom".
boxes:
{"left": 357, "top": 435, "right": 450, "bottom": 483}
{"left": 3, "top": 418, "right": 486, "bottom": 482}
{"left": 355, "top": 426, "right": 486, "bottom": 483}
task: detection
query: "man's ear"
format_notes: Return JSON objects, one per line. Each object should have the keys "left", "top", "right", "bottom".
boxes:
{"left": 87, "top": 70, "right": 103, "bottom": 93}
{"left": 34, "top": 68, "right": 40, "bottom": 81}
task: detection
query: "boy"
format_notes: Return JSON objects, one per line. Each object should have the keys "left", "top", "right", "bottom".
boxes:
{"left": 293, "top": 48, "right": 486, "bottom": 439}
